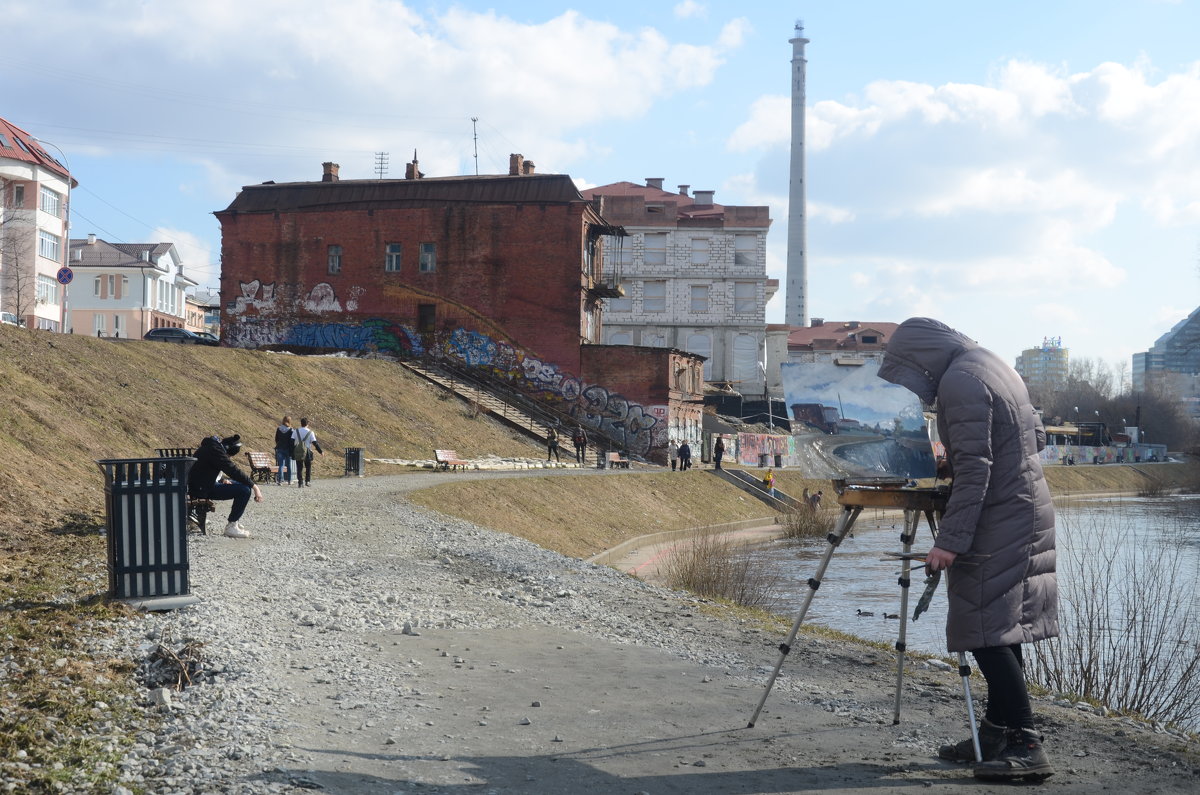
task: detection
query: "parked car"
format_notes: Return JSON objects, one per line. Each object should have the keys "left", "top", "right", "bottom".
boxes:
{"left": 193, "top": 331, "right": 221, "bottom": 344}
{"left": 143, "top": 327, "right": 219, "bottom": 346}
{"left": 1, "top": 312, "right": 23, "bottom": 327}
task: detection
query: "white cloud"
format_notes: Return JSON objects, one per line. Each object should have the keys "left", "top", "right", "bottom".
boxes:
{"left": 674, "top": 1, "right": 706, "bottom": 20}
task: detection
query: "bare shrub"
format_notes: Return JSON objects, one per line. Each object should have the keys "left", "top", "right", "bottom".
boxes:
{"left": 1136, "top": 477, "right": 1166, "bottom": 498}
{"left": 782, "top": 504, "right": 835, "bottom": 539}
{"left": 1029, "top": 500, "right": 1200, "bottom": 728}
{"left": 661, "top": 531, "right": 780, "bottom": 611}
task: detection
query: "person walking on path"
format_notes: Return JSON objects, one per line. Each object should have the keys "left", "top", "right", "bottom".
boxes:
{"left": 678, "top": 440, "right": 692, "bottom": 471}
{"left": 546, "top": 426, "right": 561, "bottom": 462}
{"left": 273, "top": 416, "right": 294, "bottom": 485}
{"left": 187, "top": 434, "right": 263, "bottom": 538}
{"left": 292, "top": 417, "right": 324, "bottom": 488}
{"left": 572, "top": 425, "right": 588, "bottom": 465}
{"left": 668, "top": 439, "right": 679, "bottom": 471}
{"left": 713, "top": 437, "right": 725, "bottom": 470}
{"left": 762, "top": 468, "right": 775, "bottom": 497}
{"left": 879, "top": 316, "right": 1057, "bottom": 782}
{"left": 808, "top": 489, "right": 823, "bottom": 512}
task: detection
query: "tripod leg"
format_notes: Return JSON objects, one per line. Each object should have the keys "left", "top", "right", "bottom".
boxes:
{"left": 747, "top": 504, "right": 862, "bottom": 728}
{"left": 892, "top": 508, "right": 919, "bottom": 724}
{"left": 958, "top": 652, "right": 983, "bottom": 762}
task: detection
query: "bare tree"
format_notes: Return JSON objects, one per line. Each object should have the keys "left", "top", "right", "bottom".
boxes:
{"left": 0, "top": 214, "right": 37, "bottom": 322}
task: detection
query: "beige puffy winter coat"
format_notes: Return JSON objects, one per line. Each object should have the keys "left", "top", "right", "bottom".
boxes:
{"left": 878, "top": 318, "right": 1058, "bottom": 652}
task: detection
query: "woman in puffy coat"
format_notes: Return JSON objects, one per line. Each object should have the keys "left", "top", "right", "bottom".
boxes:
{"left": 878, "top": 317, "right": 1057, "bottom": 781}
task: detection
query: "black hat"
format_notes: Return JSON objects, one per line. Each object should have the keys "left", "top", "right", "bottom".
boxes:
{"left": 221, "top": 434, "right": 242, "bottom": 455}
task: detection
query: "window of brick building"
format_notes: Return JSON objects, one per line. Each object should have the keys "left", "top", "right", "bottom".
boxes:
{"left": 419, "top": 242, "right": 436, "bottom": 272}
{"left": 643, "top": 280, "right": 666, "bottom": 312}
{"left": 734, "top": 281, "right": 755, "bottom": 313}
{"left": 327, "top": 245, "right": 342, "bottom": 274}
{"left": 734, "top": 234, "right": 757, "bottom": 266}
{"left": 644, "top": 233, "right": 666, "bottom": 266}
{"left": 690, "top": 237, "right": 710, "bottom": 265}
{"left": 385, "top": 243, "right": 402, "bottom": 272}
{"left": 40, "top": 186, "right": 62, "bottom": 218}
{"left": 690, "top": 284, "right": 709, "bottom": 313}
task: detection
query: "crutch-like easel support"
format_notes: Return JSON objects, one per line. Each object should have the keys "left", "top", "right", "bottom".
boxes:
{"left": 958, "top": 652, "right": 983, "bottom": 762}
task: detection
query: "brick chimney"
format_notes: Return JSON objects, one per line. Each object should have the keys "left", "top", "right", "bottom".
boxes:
{"left": 321, "top": 162, "right": 340, "bottom": 182}
{"left": 693, "top": 190, "right": 714, "bottom": 207}
{"left": 645, "top": 178, "right": 664, "bottom": 190}
{"left": 678, "top": 184, "right": 690, "bottom": 196}
{"left": 405, "top": 151, "right": 424, "bottom": 180}
{"left": 522, "top": 160, "right": 536, "bottom": 175}
{"left": 509, "top": 153, "right": 524, "bottom": 176}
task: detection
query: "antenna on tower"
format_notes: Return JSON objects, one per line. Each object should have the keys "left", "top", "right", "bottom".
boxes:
{"left": 795, "top": 19, "right": 804, "bottom": 34}
{"left": 471, "top": 117, "right": 479, "bottom": 176}
{"left": 374, "top": 151, "right": 389, "bottom": 179}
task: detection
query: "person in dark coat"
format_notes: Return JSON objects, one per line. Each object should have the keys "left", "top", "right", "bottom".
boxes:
{"left": 187, "top": 434, "right": 263, "bottom": 538}
{"left": 879, "top": 317, "right": 1057, "bottom": 781}
{"left": 273, "top": 416, "right": 294, "bottom": 485}
{"left": 572, "top": 425, "right": 588, "bottom": 465}
{"left": 677, "top": 441, "right": 692, "bottom": 471}
{"left": 712, "top": 437, "right": 725, "bottom": 470}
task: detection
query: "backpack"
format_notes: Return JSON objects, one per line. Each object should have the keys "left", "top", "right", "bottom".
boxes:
{"left": 293, "top": 429, "right": 312, "bottom": 460}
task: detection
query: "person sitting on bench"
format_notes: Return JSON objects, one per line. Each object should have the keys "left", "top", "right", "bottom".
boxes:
{"left": 187, "top": 434, "right": 263, "bottom": 538}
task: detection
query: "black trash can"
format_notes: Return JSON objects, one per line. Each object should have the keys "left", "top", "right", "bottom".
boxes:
{"left": 759, "top": 453, "right": 770, "bottom": 468}
{"left": 344, "top": 447, "right": 365, "bottom": 477}
{"left": 97, "top": 457, "right": 198, "bottom": 609}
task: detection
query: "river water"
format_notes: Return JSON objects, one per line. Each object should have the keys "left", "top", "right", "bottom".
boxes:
{"left": 750, "top": 493, "right": 1200, "bottom": 656}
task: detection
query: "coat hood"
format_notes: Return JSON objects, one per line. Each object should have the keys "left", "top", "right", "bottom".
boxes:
{"left": 877, "top": 317, "right": 978, "bottom": 404}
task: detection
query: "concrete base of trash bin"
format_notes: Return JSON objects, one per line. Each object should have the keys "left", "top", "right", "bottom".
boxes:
{"left": 120, "top": 594, "right": 201, "bottom": 611}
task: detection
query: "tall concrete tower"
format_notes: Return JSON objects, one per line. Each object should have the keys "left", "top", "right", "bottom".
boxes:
{"left": 786, "top": 22, "right": 810, "bottom": 327}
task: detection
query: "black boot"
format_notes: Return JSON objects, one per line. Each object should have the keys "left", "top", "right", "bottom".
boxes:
{"left": 973, "top": 727, "right": 1054, "bottom": 781}
{"left": 937, "top": 717, "right": 1007, "bottom": 762}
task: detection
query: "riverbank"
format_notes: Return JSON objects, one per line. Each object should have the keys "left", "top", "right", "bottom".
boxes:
{"left": 7, "top": 472, "right": 1196, "bottom": 794}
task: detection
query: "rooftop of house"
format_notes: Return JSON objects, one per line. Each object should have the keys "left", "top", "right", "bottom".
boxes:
{"left": 0, "top": 116, "right": 73, "bottom": 183}
{"left": 581, "top": 180, "right": 771, "bottom": 227}
{"left": 787, "top": 320, "right": 900, "bottom": 350}
{"left": 68, "top": 236, "right": 181, "bottom": 271}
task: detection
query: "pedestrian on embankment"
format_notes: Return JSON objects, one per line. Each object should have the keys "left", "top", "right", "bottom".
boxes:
{"left": 292, "top": 418, "right": 324, "bottom": 488}
{"left": 668, "top": 439, "right": 679, "bottom": 471}
{"left": 879, "top": 316, "right": 1057, "bottom": 782}
{"left": 678, "top": 441, "right": 692, "bottom": 471}
{"left": 273, "top": 416, "right": 293, "bottom": 486}
{"left": 713, "top": 437, "right": 725, "bottom": 470}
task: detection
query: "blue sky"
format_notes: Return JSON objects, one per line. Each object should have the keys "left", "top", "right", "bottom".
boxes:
{"left": 4, "top": 0, "right": 1199, "bottom": 373}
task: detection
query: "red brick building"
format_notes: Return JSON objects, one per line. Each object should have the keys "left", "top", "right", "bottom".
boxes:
{"left": 215, "top": 155, "right": 699, "bottom": 460}
{"left": 215, "top": 155, "right": 620, "bottom": 374}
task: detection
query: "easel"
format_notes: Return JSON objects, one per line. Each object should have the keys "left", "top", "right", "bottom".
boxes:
{"left": 748, "top": 477, "right": 952, "bottom": 728}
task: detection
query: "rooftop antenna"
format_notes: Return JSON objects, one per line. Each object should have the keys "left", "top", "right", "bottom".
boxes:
{"left": 471, "top": 117, "right": 479, "bottom": 175}
{"left": 374, "top": 151, "right": 389, "bottom": 179}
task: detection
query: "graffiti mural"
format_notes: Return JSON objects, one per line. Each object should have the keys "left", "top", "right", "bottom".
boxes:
{"left": 232, "top": 280, "right": 277, "bottom": 314}
{"left": 224, "top": 313, "right": 662, "bottom": 456}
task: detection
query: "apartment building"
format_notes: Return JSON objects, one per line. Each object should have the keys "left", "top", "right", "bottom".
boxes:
{"left": 0, "top": 116, "right": 75, "bottom": 331}
{"left": 1133, "top": 306, "right": 1200, "bottom": 419}
{"left": 580, "top": 179, "right": 775, "bottom": 398}
{"left": 66, "top": 235, "right": 196, "bottom": 337}
{"left": 1014, "top": 337, "right": 1069, "bottom": 396}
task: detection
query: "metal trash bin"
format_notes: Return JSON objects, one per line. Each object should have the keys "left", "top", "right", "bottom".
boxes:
{"left": 97, "top": 457, "right": 198, "bottom": 610}
{"left": 344, "top": 447, "right": 365, "bottom": 477}
{"left": 759, "top": 453, "right": 770, "bottom": 468}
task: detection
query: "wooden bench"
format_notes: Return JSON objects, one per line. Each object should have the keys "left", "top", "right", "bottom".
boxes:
{"left": 606, "top": 451, "right": 630, "bottom": 469}
{"left": 434, "top": 449, "right": 469, "bottom": 471}
{"left": 245, "top": 451, "right": 278, "bottom": 482}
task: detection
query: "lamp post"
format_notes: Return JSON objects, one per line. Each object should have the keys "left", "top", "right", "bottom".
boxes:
{"left": 32, "top": 137, "right": 71, "bottom": 333}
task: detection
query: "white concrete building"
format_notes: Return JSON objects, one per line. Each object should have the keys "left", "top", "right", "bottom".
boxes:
{"left": 0, "top": 117, "right": 75, "bottom": 331}
{"left": 582, "top": 179, "right": 775, "bottom": 398}
{"left": 66, "top": 235, "right": 195, "bottom": 338}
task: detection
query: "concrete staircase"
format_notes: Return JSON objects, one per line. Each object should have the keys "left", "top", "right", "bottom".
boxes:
{"left": 711, "top": 468, "right": 802, "bottom": 512}
{"left": 396, "top": 358, "right": 612, "bottom": 467}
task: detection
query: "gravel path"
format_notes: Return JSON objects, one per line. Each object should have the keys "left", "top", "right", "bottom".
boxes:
{"left": 81, "top": 473, "right": 1197, "bottom": 794}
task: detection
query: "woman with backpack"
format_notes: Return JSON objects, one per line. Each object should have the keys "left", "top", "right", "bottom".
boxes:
{"left": 292, "top": 417, "right": 324, "bottom": 488}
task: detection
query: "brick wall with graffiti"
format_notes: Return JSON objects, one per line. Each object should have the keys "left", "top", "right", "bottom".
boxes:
{"left": 1038, "top": 443, "right": 1168, "bottom": 465}
{"left": 734, "top": 432, "right": 798, "bottom": 467}
{"left": 224, "top": 314, "right": 666, "bottom": 458}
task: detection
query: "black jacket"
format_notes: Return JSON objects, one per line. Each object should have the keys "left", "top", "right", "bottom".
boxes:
{"left": 187, "top": 436, "right": 254, "bottom": 496}
{"left": 274, "top": 425, "right": 293, "bottom": 452}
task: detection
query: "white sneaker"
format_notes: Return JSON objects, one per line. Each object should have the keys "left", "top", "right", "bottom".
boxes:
{"left": 224, "top": 521, "right": 251, "bottom": 538}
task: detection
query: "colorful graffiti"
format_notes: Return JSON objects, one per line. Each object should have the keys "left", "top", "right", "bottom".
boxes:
{"left": 224, "top": 316, "right": 661, "bottom": 456}
{"left": 735, "top": 432, "right": 796, "bottom": 467}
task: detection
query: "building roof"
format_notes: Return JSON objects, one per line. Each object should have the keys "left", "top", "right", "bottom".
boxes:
{"left": 68, "top": 237, "right": 185, "bottom": 274}
{"left": 581, "top": 181, "right": 728, "bottom": 219}
{"left": 218, "top": 173, "right": 589, "bottom": 214}
{"left": 0, "top": 116, "right": 73, "bottom": 183}
{"left": 787, "top": 320, "right": 899, "bottom": 350}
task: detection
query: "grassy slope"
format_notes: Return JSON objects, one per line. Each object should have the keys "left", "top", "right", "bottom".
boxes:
{"left": 0, "top": 324, "right": 548, "bottom": 542}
